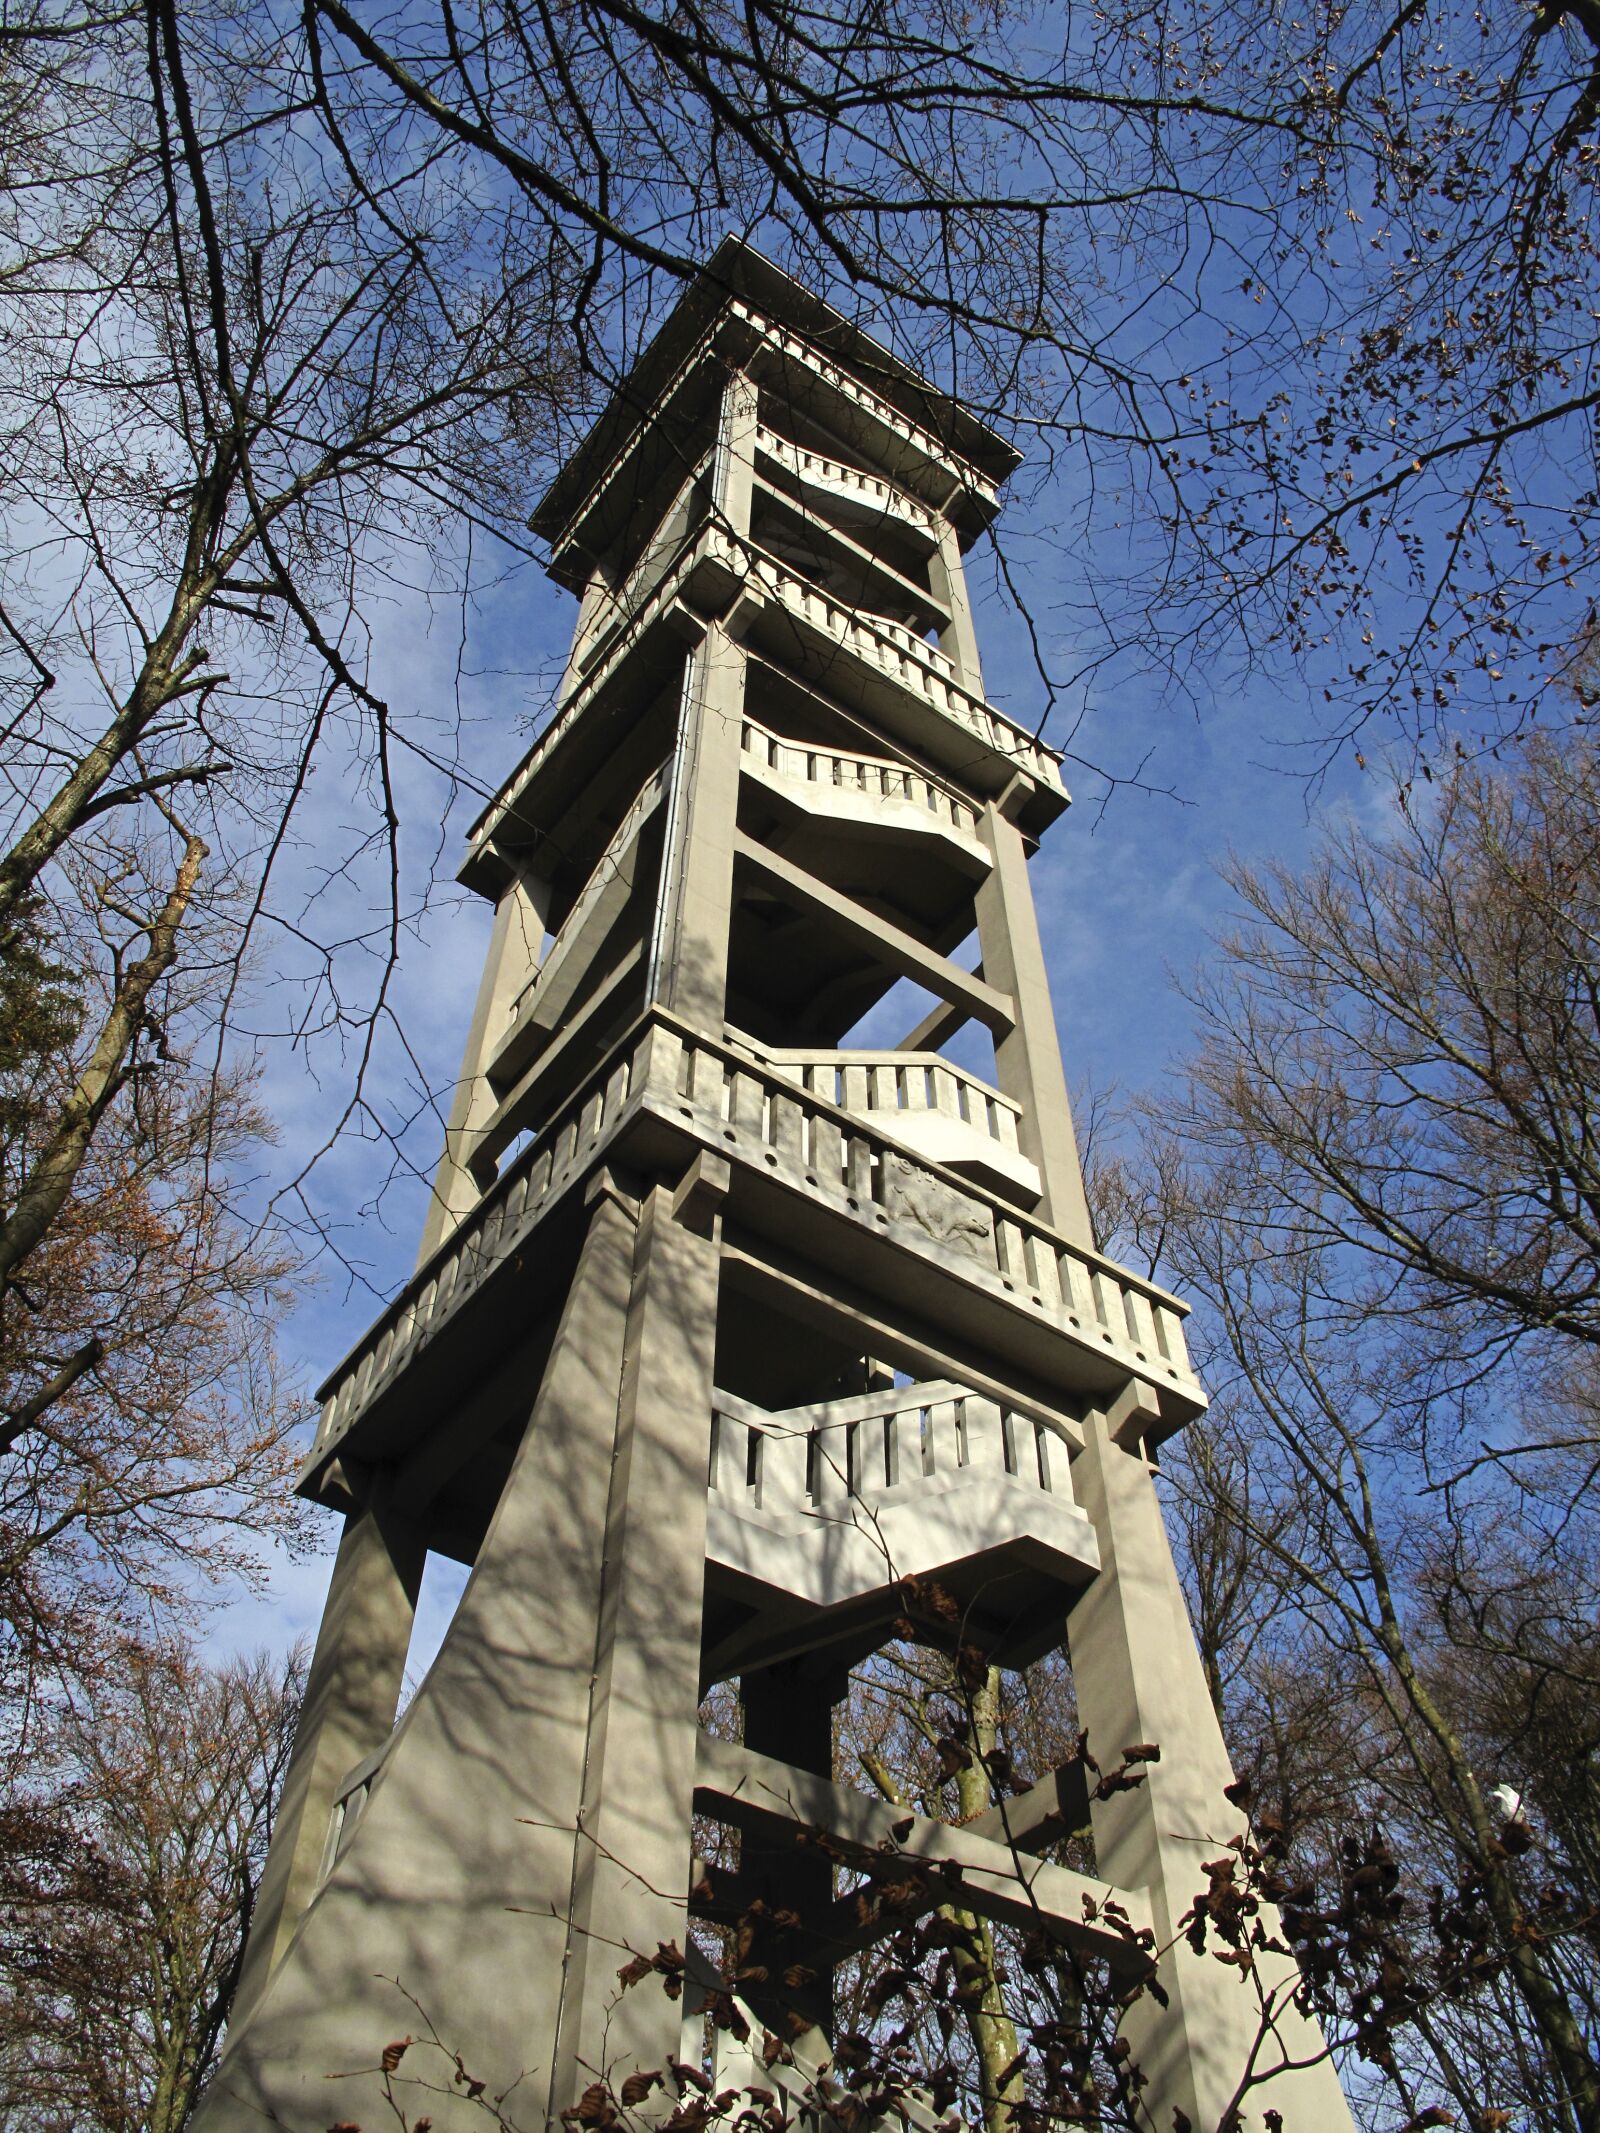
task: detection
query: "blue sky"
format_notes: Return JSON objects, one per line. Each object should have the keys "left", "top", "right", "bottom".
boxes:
{"left": 203, "top": 428, "right": 1377, "bottom": 1682}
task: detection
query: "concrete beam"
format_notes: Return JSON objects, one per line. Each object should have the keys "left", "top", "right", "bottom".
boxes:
{"left": 694, "top": 1733, "right": 1151, "bottom": 1971}
{"left": 896, "top": 990, "right": 978, "bottom": 1054}
{"left": 719, "top": 1239, "right": 1085, "bottom": 1450}
{"left": 733, "top": 830, "right": 1013, "bottom": 1035}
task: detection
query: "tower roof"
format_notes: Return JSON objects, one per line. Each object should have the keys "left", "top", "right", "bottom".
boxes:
{"left": 530, "top": 237, "right": 1023, "bottom": 558}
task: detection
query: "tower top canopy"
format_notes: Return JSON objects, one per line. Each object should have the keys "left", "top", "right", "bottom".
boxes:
{"left": 531, "top": 236, "right": 1023, "bottom": 581}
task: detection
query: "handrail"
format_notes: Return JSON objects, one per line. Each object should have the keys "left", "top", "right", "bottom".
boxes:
{"left": 739, "top": 716, "right": 981, "bottom": 840}
{"left": 754, "top": 422, "right": 936, "bottom": 539}
{"left": 710, "top": 1380, "right": 1071, "bottom": 1515}
{"left": 726, "top": 1028, "right": 1023, "bottom": 1160}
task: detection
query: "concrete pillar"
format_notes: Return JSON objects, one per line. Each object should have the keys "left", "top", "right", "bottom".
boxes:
{"left": 228, "top": 1500, "right": 423, "bottom": 2030}
{"left": 199, "top": 1185, "right": 641, "bottom": 2133}
{"left": 558, "top": 566, "right": 617, "bottom": 700}
{"left": 549, "top": 1173, "right": 723, "bottom": 2110}
{"left": 741, "top": 1658, "right": 843, "bottom": 2035}
{"left": 973, "top": 798, "right": 1093, "bottom": 1246}
{"left": 713, "top": 371, "right": 759, "bottom": 537}
{"left": 647, "top": 625, "right": 745, "bottom": 1035}
{"left": 1068, "top": 1412, "right": 1354, "bottom": 2130}
{"left": 417, "top": 868, "right": 549, "bottom": 1266}
{"left": 929, "top": 516, "right": 984, "bottom": 698}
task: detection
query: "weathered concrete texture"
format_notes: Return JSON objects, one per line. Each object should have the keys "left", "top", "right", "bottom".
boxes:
{"left": 200, "top": 1184, "right": 677, "bottom": 2133}
{"left": 646, "top": 623, "right": 745, "bottom": 1033}
{"left": 548, "top": 1177, "right": 722, "bottom": 2111}
{"left": 1070, "top": 1410, "right": 1355, "bottom": 2129}
{"left": 418, "top": 869, "right": 549, "bottom": 1266}
{"left": 973, "top": 799, "right": 1094, "bottom": 1247}
{"left": 229, "top": 1502, "right": 425, "bottom": 2033}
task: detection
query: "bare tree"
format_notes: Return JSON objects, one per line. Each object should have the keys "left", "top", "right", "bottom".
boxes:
{"left": 1113, "top": 731, "right": 1600, "bottom": 2128}
{"left": 0, "top": 1639, "right": 303, "bottom": 2133}
{"left": 1160, "top": 734, "right": 1600, "bottom": 1374}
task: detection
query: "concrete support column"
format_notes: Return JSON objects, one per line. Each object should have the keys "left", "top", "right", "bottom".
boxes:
{"left": 228, "top": 1499, "right": 423, "bottom": 2030}
{"left": 204, "top": 1184, "right": 642, "bottom": 2133}
{"left": 549, "top": 1172, "right": 723, "bottom": 2113}
{"left": 741, "top": 1658, "right": 843, "bottom": 2036}
{"left": 929, "top": 516, "right": 984, "bottom": 698}
{"left": 973, "top": 798, "right": 1093, "bottom": 1245}
{"left": 713, "top": 371, "right": 759, "bottom": 537}
{"left": 647, "top": 625, "right": 745, "bottom": 1034}
{"left": 417, "top": 867, "right": 550, "bottom": 1266}
{"left": 558, "top": 566, "right": 617, "bottom": 700}
{"left": 1068, "top": 1413, "right": 1353, "bottom": 2129}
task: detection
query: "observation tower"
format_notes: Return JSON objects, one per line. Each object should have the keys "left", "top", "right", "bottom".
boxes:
{"left": 200, "top": 242, "right": 1353, "bottom": 2133}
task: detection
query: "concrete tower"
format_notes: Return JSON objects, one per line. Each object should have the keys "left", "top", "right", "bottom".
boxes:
{"left": 200, "top": 244, "right": 1354, "bottom": 2133}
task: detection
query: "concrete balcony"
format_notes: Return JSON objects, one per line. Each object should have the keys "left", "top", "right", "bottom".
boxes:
{"left": 706, "top": 1377, "right": 1097, "bottom": 1662}
{"left": 726, "top": 1028, "right": 1040, "bottom": 1203}
{"left": 304, "top": 1013, "right": 1204, "bottom": 1498}
{"left": 739, "top": 713, "right": 987, "bottom": 865}
{"left": 753, "top": 423, "right": 937, "bottom": 549}
{"left": 732, "top": 543, "right": 1064, "bottom": 821}
{"left": 465, "top": 526, "right": 1066, "bottom": 886}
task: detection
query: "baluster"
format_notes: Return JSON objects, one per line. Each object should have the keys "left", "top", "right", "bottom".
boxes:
{"left": 1033, "top": 1421, "right": 1054, "bottom": 1491}
{"left": 729, "top": 1067, "right": 765, "bottom": 1137}
{"left": 760, "top": 1421, "right": 808, "bottom": 1518}
{"left": 810, "top": 1111, "right": 844, "bottom": 1187}
{"left": 503, "top": 1173, "right": 528, "bottom": 1232}
{"left": 771, "top": 1090, "right": 805, "bottom": 1164}
{"left": 995, "top": 1103, "right": 1020, "bottom": 1152}
{"left": 554, "top": 1114, "right": 579, "bottom": 1176}
{"left": 930, "top": 1065, "right": 961, "bottom": 1122}
{"left": 1156, "top": 1304, "right": 1187, "bottom": 1370}
{"left": 529, "top": 1142, "right": 554, "bottom": 1204}
{"left": 996, "top": 1218, "right": 1027, "bottom": 1281}
{"left": 842, "top": 1062, "right": 870, "bottom": 1117}
{"left": 1091, "top": 1268, "right": 1119, "bottom": 1329}
{"left": 1026, "top": 1234, "right": 1065, "bottom": 1308}
{"left": 963, "top": 1396, "right": 1007, "bottom": 1471}
{"left": 812, "top": 1423, "right": 851, "bottom": 1509}
{"left": 846, "top": 1134, "right": 874, "bottom": 1199}
{"left": 680, "top": 1041, "right": 715, "bottom": 1110}
{"left": 633, "top": 1021, "right": 682, "bottom": 1098}
{"left": 1049, "top": 1432, "right": 1076, "bottom": 1504}
{"left": 925, "top": 1399, "right": 961, "bottom": 1473}
{"left": 1124, "top": 1286, "right": 1160, "bottom": 1360}
{"left": 886, "top": 1403, "right": 920, "bottom": 1489}
{"left": 603, "top": 1055, "right": 630, "bottom": 1122}
{"left": 1000, "top": 1408, "right": 1022, "bottom": 1476}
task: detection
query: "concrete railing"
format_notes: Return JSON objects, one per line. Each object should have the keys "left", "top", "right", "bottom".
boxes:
{"left": 310, "top": 1031, "right": 646, "bottom": 1464}
{"left": 754, "top": 422, "right": 936, "bottom": 541}
{"left": 739, "top": 715, "right": 981, "bottom": 841}
{"left": 469, "top": 524, "right": 1063, "bottom": 860}
{"left": 312, "top": 1013, "right": 1204, "bottom": 1468}
{"left": 503, "top": 760, "right": 668, "bottom": 1034}
{"left": 747, "top": 308, "right": 1002, "bottom": 518}
{"left": 710, "top": 1379, "right": 1071, "bottom": 1521}
{"left": 725, "top": 1029, "right": 1035, "bottom": 1199}
{"left": 741, "top": 546, "right": 1062, "bottom": 795}
{"left": 665, "top": 1022, "right": 1199, "bottom": 1405}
